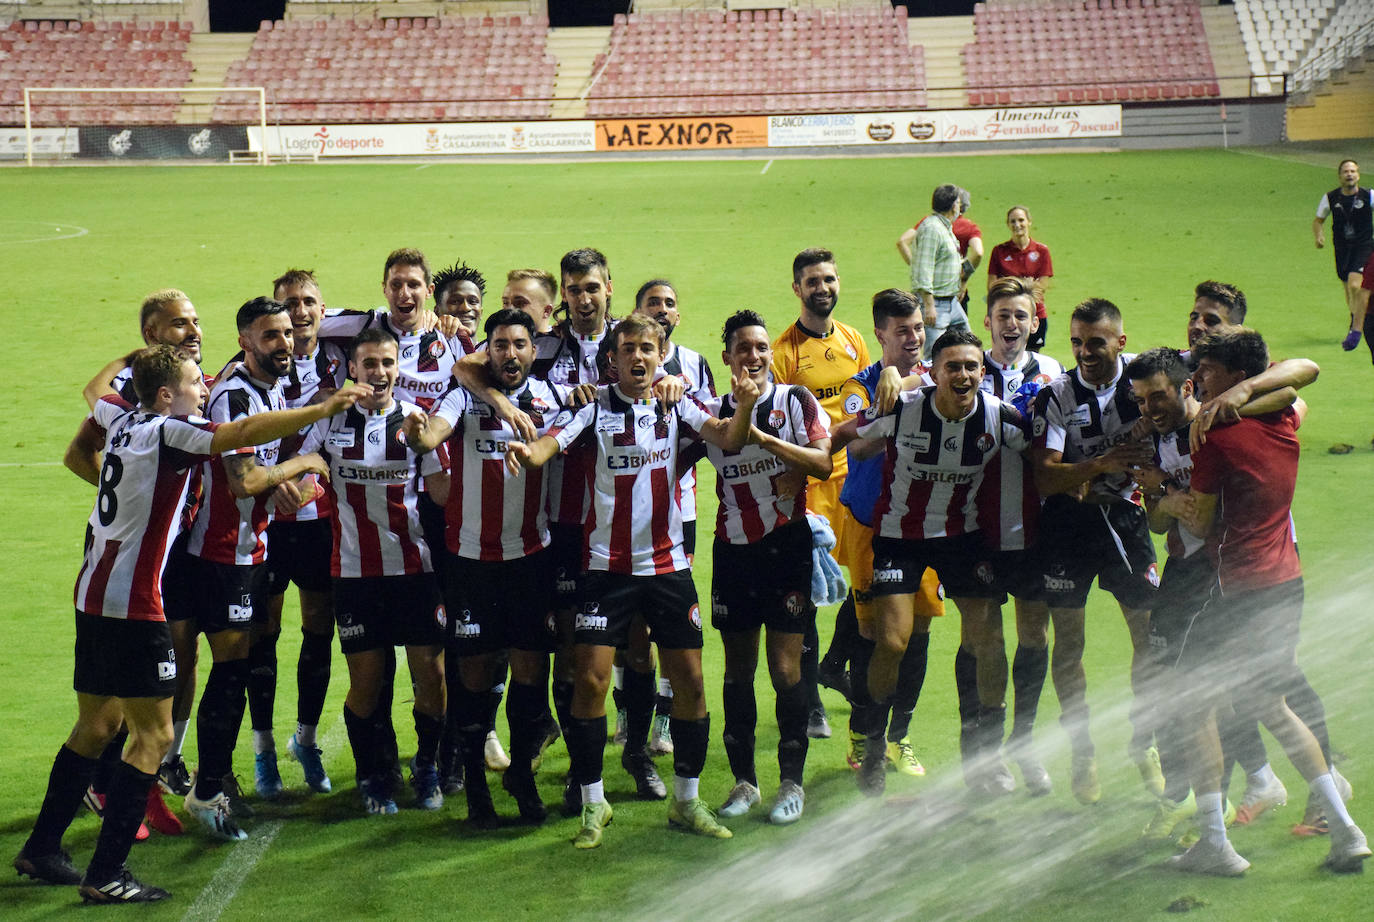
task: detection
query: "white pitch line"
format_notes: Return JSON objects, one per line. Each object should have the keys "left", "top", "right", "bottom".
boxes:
{"left": 0, "top": 222, "right": 90, "bottom": 246}
{"left": 1227, "top": 147, "right": 1331, "bottom": 170}
{"left": 414, "top": 163, "right": 433, "bottom": 171}
{"left": 760, "top": 159, "right": 773, "bottom": 175}
{"left": 0, "top": 461, "right": 63, "bottom": 468}
{"left": 179, "top": 820, "right": 283, "bottom": 922}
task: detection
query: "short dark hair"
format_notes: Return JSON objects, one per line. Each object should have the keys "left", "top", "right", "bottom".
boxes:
{"left": 139, "top": 288, "right": 190, "bottom": 332}
{"left": 932, "top": 183, "right": 960, "bottom": 213}
{"left": 635, "top": 278, "right": 675, "bottom": 309}
{"left": 236, "top": 296, "right": 287, "bottom": 332}
{"left": 383, "top": 247, "right": 430, "bottom": 285}
{"left": 1125, "top": 347, "right": 1189, "bottom": 388}
{"left": 930, "top": 328, "right": 982, "bottom": 361}
{"left": 433, "top": 260, "right": 486, "bottom": 306}
{"left": 1194, "top": 280, "right": 1247, "bottom": 324}
{"left": 1339, "top": 158, "right": 1358, "bottom": 172}
{"left": 611, "top": 313, "right": 664, "bottom": 351}
{"left": 349, "top": 326, "right": 398, "bottom": 360}
{"left": 722, "top": 309, "right": 768, "bottom": 348}
{"left": 272, "top": 268, "right": 319, "bottom": 296}
{"left": 560, "top": 247, "right": 610, "bottom": 282}
{"left": 1071, "top": 298, "right": 1122, "bottom": 327}
{"left": 131, "top": 344, "right": 191, "bottom": 407}
{"left": 986, "top": 277, "right": 1036, "bottom": 313}
{"left": 484, "top": 308, "right": 535, "bottom": 340}
{"left": 792, "top": 247, "right": 835, "bottom": 284}
{"left": 1192, "top": 328, "right": 1269, "bottom": 380}
{"left": 872, "top": 288, "right": 919, "bottom": 327}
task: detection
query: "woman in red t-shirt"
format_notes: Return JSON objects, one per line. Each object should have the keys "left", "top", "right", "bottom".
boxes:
{"left": 988, "top": 206, "right": 1054, "bottom": 351}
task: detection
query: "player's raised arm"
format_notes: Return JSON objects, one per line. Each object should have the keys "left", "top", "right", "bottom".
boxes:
{"left": 64, "top": 417, "right": 106, "bottom": 485}
{"left": 698, "top": 371, "right": 758, "bottom": 451}
{"left": 451, "top": 352, "right": 537, "bottom": 442}
{"left": 210, "top": 383, "right": 370, "bottom": 456}
{"left": 82, "top": 354, "right": 137, "bottom": 410}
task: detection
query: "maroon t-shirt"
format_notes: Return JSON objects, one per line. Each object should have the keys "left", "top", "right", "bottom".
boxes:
{"left": 989, "top": 239, "right": 1054, "bottom": 319}
{"left": 1190, "top": 407, "right": 1302, "bottom": 593}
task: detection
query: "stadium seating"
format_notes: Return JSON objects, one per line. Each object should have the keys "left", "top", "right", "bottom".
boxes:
{"left": 585, "top": 6, "right": 927, "bottom": 118}
{"left": 962, "top": 0, "right": 1220, "bottom": 107}
{"left": 1235, "top": 0, "right": 1334, "bottom": 96}
{"left": 215, "top": 15, "right": 555, "bottom": 124}
{"left": 1292, "top": 0, "right": 1374, "bottom": 93}
{"left": 0, "top": 20, "right": 194, "bottom": 125}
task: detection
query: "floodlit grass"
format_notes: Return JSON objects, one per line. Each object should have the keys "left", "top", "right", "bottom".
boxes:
{"left": 0, "top": 146, "right": 1371, "bottom": 920}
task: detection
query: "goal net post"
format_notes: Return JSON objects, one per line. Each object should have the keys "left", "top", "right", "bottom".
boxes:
{"left": 21, "top": 86, "right": 267, "bottom": 165}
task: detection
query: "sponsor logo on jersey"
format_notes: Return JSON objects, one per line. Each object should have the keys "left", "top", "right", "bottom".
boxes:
{"left": 453, "top": 610, "right": 481, "bottom": 637}
{"left": 1067, "top": 406, "right": 1092, "bottom": 427}
{"left": 873, "top": 566, "right": 903, "bottom": 584}
{"left": 228, "top": 593, "right": 253, "bottom": 623}
{"left": 898, "top": 431, "right": 932, "bottom": 453}
{"left": 338, "top": 622, "right": 365, "bottom": 640}
{"left": 575, "top": 612, "right": 608, "bottom": 632}
{"left": 158, "top": 658, "right": 176, "bottom": 680}
{"left": 1043, "top": 574, "right": 1075, "bottom": 591}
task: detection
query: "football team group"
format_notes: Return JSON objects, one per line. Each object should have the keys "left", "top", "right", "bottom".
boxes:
{"left": 12, "top": 169, "right": 1372, "bottom": 903}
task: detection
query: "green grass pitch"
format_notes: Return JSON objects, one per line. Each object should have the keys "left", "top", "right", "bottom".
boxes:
{"left": 1, "top": 145, "right": 1371, "bottom": 920}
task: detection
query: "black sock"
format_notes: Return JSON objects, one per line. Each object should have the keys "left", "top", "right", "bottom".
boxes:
{"left": 889, "top": 631, "right": 929, "bottom": 742}
{"left": 506, "top": 680, "right": 543, "bottom": 777}
{"left": 86, "top": 761, "right": 154, "bottom": 882}
{"left": 1286, "top": 670, "right": 1332, "bottom": 767}
{"left": 247, "top": 630, "right": 280, "bottom": 735}
{"left": 439, "top": 642, "right": 462, "bottom": 778}
{"left": 954, "top": 645, "right": 979, "bottom": 770}
{"left": 456, "top": 686, "right": 489, "bottom": 794}
{"left": 296, "top": 630, "right": 332, "bottom": 728}
{"left": 552, "top": 680, "right": 575, "bottom": 733}
{"left": 671, "top": 715, "right": 710, "bottom": 781}
{"left": 343, "top": 704, "right": 377, "bottom": 784}
{"left": 375, "top": 647, "right": 399, "bottom": 778}
{"left": 1010, "top": 644, "right": 1048, "bottom": 744}
{"left": 802, "top": 616, "right": 823, "bottom": 712}
{"left": 25, "top": 745, "right": 97, "bottom": 857}
{"left": 566, "top": 716, "right": 607, "bottom": 787}
{"left": 486, "top": 652, "right": 508, "bottom": 734}
{"left": 654, "top": 692, "right": 673, "bottom": 720}
{"left": 721, "top": 677, "right": 758, "bottom": 785}
{"left": 623, "top": 668, "right": 655, "bottom": 756}
{"left": 821, "top": 593, "right": 859, "bottom": 670}
{"left": 91, "top": 729, "right": 127, "bottom": 795}
{"left": 776, "top": 680, "right": 809, "bottom": 785}
{"left": 1157, "top": 721, "right": 1191, "bottom": 803}
{"left": 194, "top": 658, "right": 250, "bottom": 800}
{"left": 848, "top": 634, "right": 876, "bottom": 708}
{"left": 413, "top": 708, "right": 443, "bottom": 767}
{"left": 978, "top": 705, "right": 1007, "bottom": 758}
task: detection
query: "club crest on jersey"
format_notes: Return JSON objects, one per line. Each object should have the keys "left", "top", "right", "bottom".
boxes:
{"left": 688, "top": 603, "right": 702, "bottom": 631}
{"left": 552, "top": 410, "right": 573, "bottom": 429}
{"left": 1147, "top": 562, "right": 1161, "bottom": 588}
{"left": 943, "top": 435, "right": 960, "bottom": 452}
{"left": 783, "top": 591, "right": 806, "bottom": 615}
{"left": 976, "top": 433, "right": 995, "bottom": 454}
{"left": 367, "top": 429, "right": 382, "bottom": 445}
{"left": 975, "top": 560, "right": 995, "bottom": 585}
{"left": 434, "top": 604, "right": 447, "bottom": 629}
{"left": 1028, "top": 251, "right": 1040, "bottom": 262}
{"left": 768, "top": 408, "right": 786, "bottom": 430}
{"left": 637, "top": 414, "right": 654, "bottom": 429}
{"left": 325, "top": 358, "right": 341, "bottom": 378}
{"left": 395, "top": 428, "right": 408, "bottom": 446}
{"left": 428, "top": 340, "right": 446, "bottom": 359}
{"left": 403, "top": 344, "right": 418, "bottom": 359}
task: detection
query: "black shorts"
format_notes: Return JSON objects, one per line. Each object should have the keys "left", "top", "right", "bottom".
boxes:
{"left": 575, "top": 569, "right": 703, "bottom": 650}
{"left": 443, "top": 550, "right": 557, "bottom": 656}
{"left": 549, "top": 521, "right": 585, "bottom": 605}
{"left": 1335, "top": 241, "right": 1374, "bottom": 280}
{"left": 1028, "top": 317, "right": 1048, "bottom": 354}
{"left": 265, "top": 518, "right": 333, "bottom": 595}
{"left": 334, "top": 573, "right": 445, "bottom": 654}
{"left": 870, "top": 532, "right": 1005, "bottom": 600}
{"left": 711, "top": 520, "right": 814, "bottom": 634}
{"left": 1030, "top": 496, "right": 1158, "bottom": 610}
{"left": 161, "top": 534, "right": 197, "bottom": 623}
{"left": 185, "top": 557, "right": 269, "bottom": 634}
{"left": 990, "top": 548, "right": 1043, "bottom": 603}
{"left": 1148, "top": 552, "right": 1216, "bottom": 662}
{"left": 1174, "top": 578, "right": 1304, "bottom": 715}
{"left": 73, "top": 610, "right": 176, "bottom": 699}
{"left": 682, "top": 518, "right": 698, "bottom": 558}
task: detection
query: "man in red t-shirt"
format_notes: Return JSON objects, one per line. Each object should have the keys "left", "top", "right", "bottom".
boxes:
{"left": 1168, "top": 329, "right": 1368, "bottom": 876}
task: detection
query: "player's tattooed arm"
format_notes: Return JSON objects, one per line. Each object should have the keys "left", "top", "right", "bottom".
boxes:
{"left": 222, "top": 451, "right": 330, "bottom": 498}
{"left": 81, "top": 351, "right": 139, "bottom": 410}
{"left": 64, "top": 417, "right": 106, "bottom": 485}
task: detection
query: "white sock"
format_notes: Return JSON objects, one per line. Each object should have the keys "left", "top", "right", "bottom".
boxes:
{"left": 253, "top": 730, "right": 275, "bottom": 755}
{"left": 295, "top": 722, "right": 317, "bottom": 748}
{"left": 581, "top": 779, "right": 605, "bottom": 805}
{"left": 612, "top": 666, "right": 624, "bottom": 693}
{"left": 1247, "top": 762, "right": 1279, "bottom": 788}
{"left": 163, "top": 720, "right": 189, "bottom": 763}
{"left": 1196, "top": 791, "right": 1227, "bottom": 847}
{"left": 673, "top": 775, "right": 699, "bottom": 802}
{"left": 658, "top": 677, "right": 673, "bottom": 698}
{"left": 1311, "top": 772, "right": 1356, "bottom": 827}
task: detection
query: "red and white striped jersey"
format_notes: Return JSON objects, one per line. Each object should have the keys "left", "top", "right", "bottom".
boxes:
{"left": 1030, "top": 356, "right": 1142, "bottom": 503}
{"left": 705, "top": 384, "right": 830, "bottom": 544}
{"left": 857, "top": 386, "right": 1027, "bottom": 541}
{"left": 276, "top": 342, "right": 348, "bottom": 524}
{"left": 662, "top": 341, "right": 717, "bottom": 523}
{"left": 433, "top": 378, "right": 571, "bottom": 562}
{"left": 1152, "top": 423, "right": 1205, "bottom": 560}
{"left": 531, "top": 321, "right": 613, "bottom": 526}
{"left": 112, "top": 363, "right": 213, "bottom": 530}
{"left": 551, "top": 385, "right": 713, "bottom": 576}
{"left": 74, "top": 396, "right": 218, "bottom": 621}
{"left": 318, "top": 309, "right": 474, "bottom": 412}
{"left": 186, "top": 367, "right": 286, "bottom": 566}
{"left": 302, "top": 398, "right": 441, "bottom": 578}
{"left": 976, "top": 351, "right": 1060, "bottom": 550}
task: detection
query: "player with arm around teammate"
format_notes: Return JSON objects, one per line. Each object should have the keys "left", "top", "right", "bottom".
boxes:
{"left": 14, "top": 345, "right": 365, "bottom": 901}
{"left": 504, "top": 313, "right": 758, "bottom": 848}
{"left": 708, "top": 310, "right": 832, "bottom": 825}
